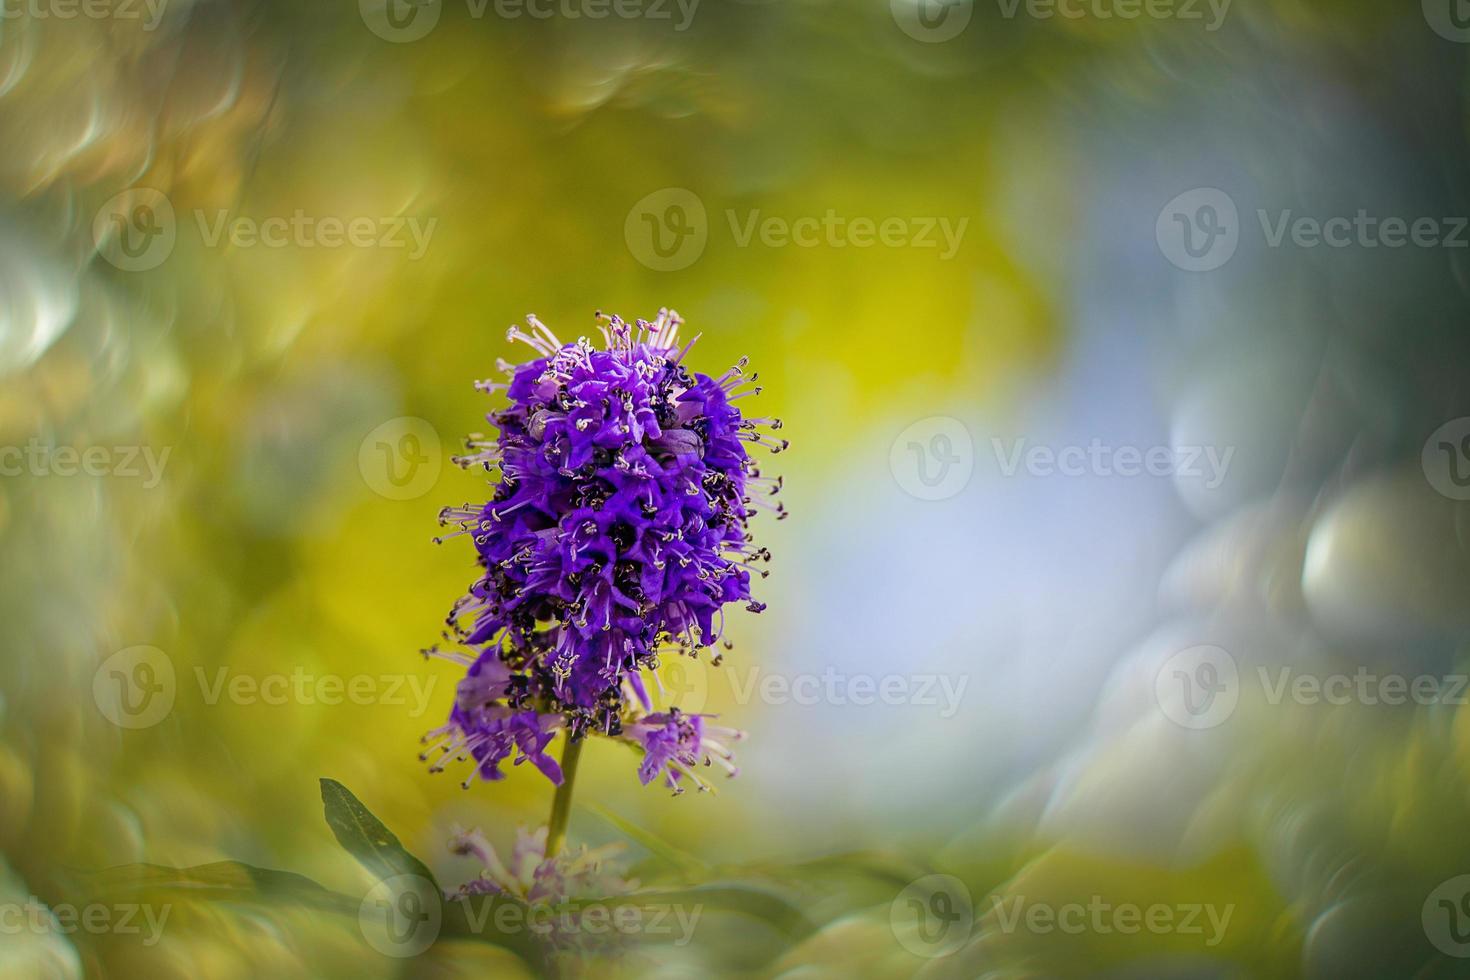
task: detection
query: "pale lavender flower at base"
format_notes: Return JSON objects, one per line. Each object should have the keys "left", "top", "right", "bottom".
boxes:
{"left": 446, "top": 825, "right": 637, "bottom": 950}
{"left": 622, "top": 708, "right": 744, "bottom": 794}
{"left": 447, "top": 825, "right": 635, "bottom": 902}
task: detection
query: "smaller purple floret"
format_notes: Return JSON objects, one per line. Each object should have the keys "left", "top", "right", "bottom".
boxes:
{"left": 626, "top": 708, "right": 744, "bottom": 793}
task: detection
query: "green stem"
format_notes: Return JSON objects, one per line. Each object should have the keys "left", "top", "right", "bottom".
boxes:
{"left": 545, "top": 736, "right": 583, "bottom": 858}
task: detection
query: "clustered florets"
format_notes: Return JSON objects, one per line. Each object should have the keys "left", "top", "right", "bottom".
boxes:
{"left": 421, "top": 310, "right": 783, "bottom": 792}
{"left": 446, "top": 825, "right": 637, "bottom": 950}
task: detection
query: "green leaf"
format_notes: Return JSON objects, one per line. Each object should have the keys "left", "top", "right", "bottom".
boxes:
{"left": 601, "top": 883, "right": 817, "bottom": 941}
{"left": 319, "top": 778, "right": 437, "bottom": 888}
{"left": 437, "top": 894, "right": 555, "bottom": 969}
{"left": 75, "top": 861, "right": 358, "bottom": 914}
{"left": 752, "top": 850, "right": 930, "bottom": 887}
{"left": 318, "top": 781, "right": 545, "bottom": 968}
{"left": 583, "top": 802, "right": 708, "bottom": 876}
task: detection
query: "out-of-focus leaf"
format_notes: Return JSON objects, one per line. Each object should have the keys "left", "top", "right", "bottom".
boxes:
{"left": 584, "top": 802, "right": 708, "bottom": 877}
{"left": 746, "top": 850, "right": 929, "bottom": 887}
{"left": 75, "top": 861, "right": 358, "bottom": 914}
{"left": 319, "top": 777, "right": 437, "bottom": 887}
{"left": 601, "top": 883, "right": 817, "bottom": 941}
{"left": 438, "top": 894, "right": 552, "bottom": 970}
{"left": 439, "top": 883, "right": 809, "bottom": 968}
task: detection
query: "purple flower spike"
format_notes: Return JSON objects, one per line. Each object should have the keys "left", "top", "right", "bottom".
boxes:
{"left": 423, "top": 310, "right": 783, "bottom": 789}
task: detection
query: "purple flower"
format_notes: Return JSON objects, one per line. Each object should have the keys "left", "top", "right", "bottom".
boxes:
{"left": 425, "top": 310, "right": 782, "bottom": 788}
{"left": 624, "top": 708, "right": 744, "bottom": 794}
{"left": 421, "top": 648, "right": 565, "bottom": 786}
